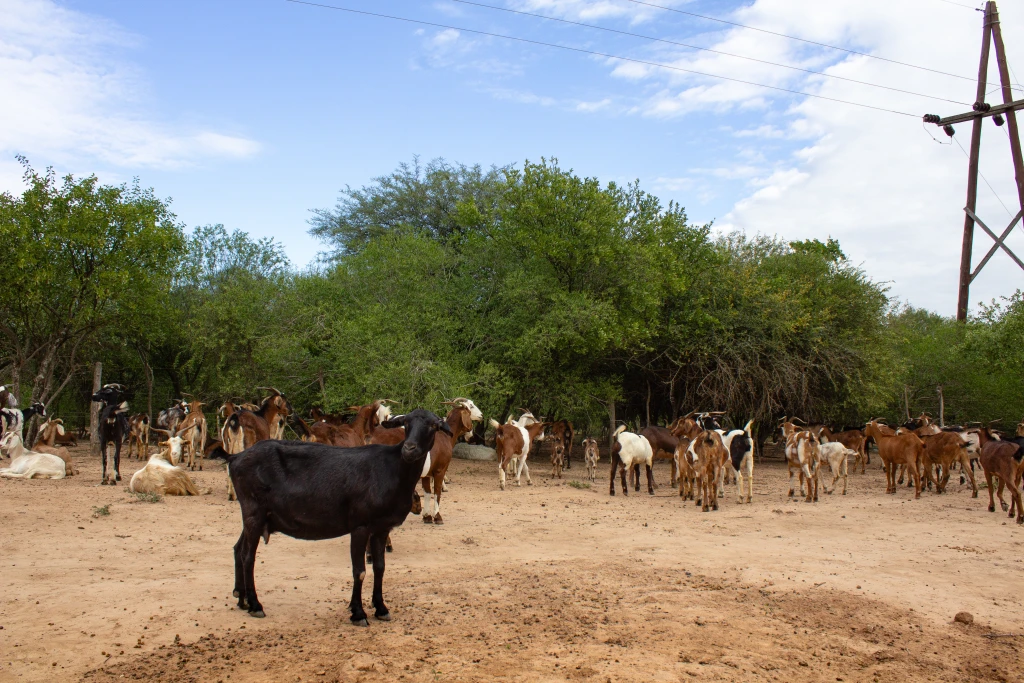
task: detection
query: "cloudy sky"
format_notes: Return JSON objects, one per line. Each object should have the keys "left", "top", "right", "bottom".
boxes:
{"left": 2, "top": 0, "right": 1023, "bottom": 314}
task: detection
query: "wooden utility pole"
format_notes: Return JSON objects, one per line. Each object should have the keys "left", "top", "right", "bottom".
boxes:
{"left": 937, "top": 385, "right": 945, "bottom": 428}
{"left": 90, "top": 362, "right": 102, "bottom": 456}
{"left": 929, "top": 1, "right": 1024, "bottom": 321}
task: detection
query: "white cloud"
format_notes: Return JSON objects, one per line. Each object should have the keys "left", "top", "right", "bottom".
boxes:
{"left": 0, "top": 0, "right": 260, "bottom": 183}
{"left": 575, "top": 97, "right": 612, "bottom": 112}
{"left": 575, "top": 0, "right": 1024, "bottom": 314}
{"left": 509, "top": 0, "right": 688, "bottom": 25}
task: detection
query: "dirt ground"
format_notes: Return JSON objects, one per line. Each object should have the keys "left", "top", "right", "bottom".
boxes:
{"left": 1, "top": 443, "right": 1022, "bottom": 683}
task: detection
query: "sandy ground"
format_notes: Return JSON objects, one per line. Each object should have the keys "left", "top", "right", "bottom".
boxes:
{"left": 0, "top": 443, "right": 1022, "bottom": 683}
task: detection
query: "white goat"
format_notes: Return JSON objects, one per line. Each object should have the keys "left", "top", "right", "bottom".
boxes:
{"left": 610, "top": 425, "right": 654, "bottom": 495}
{"left": 818, "top": 442, "right": 854, "bottom": 495}
{"left": 129, "top": 450, "right": 199, "bottom": 496}
{"left": 0, "top": 433, "right": 66, "bottom": 480}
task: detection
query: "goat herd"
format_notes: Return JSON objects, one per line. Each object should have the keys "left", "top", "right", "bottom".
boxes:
{"left": 1, "top": 382, "right": 1023, "bottom": 627}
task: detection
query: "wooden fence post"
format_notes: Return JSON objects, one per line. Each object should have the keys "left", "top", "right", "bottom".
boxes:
{"left": 90, "top": 362, "right": 102, "bottom": 456}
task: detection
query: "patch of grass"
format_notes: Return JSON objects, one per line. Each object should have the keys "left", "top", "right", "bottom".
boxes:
{"left": 568, "top": 480, "right": 591, "bottom": 489}
{"left": 132, "top": 491, "right": 162, "bottom": 503}
{"left": 92, "top": 505, "right": 110, "bottom": 517}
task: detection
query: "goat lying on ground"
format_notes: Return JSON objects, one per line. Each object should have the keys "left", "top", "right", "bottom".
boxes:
{"left": 582, "top": 438, "right": 599, "bottom": 482}
{"left": 609, "top": 425, "right": 654, "bottom": 496}
{"left": 129, "top": 439, "right": 199, "bottom": 496}
{"left": 817, "top": 442, "right": 853, "bottom": 495}
{"left": 0, "top": 433, "right": 66, "bottom": 479}
{"left": 213, "top": 409, "right": 450, "bottom": 623}
{"left": 35, "top": 417, "right": 78, "bottom": 448}
{"left": 27, "top": 423, "right": 77, "bottom": 476}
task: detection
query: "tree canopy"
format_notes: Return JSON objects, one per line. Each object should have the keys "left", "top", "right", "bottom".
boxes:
{"left": 3, "top": 156, "right": 1022, "bottom": 440}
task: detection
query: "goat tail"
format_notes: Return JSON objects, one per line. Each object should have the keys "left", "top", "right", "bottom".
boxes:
{"left": 743, "top": 420, "right": 753, "bottom": 438}
{"left": 613, "top": 425, "right": 627, "bottom": 438}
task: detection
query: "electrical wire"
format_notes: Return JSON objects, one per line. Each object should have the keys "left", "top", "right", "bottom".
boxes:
{"left": 448, "top": 0, "right": 971, "bottom": 106}
{"left": 286, "top": 0, "right": 923, "bottom": 118}
{"left": 929, "top": 0, "right": 982, "bottom": 9}
{"left": 621, "top": 0, "right": 976, "bottom": 82}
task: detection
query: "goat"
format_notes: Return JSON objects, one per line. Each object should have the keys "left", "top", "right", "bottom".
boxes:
{"left": 0, "top": 433, "right": 66, "bottom": 479}
{"left": 915, "top": 430, "right": 976, "bottom": 496}
{"left": 0, "top": 385, "right": 17, "bottom": 409}
{"left": 546, "top": 419, "right": 574, "bottom": 470}
{"left": 582, "top": 438, "right": 599, "bottom": 482}
{"left": 820, "top": 426, "right": 869, "bottom": 474}
{"left": 92, "top": 384, "right": 129, "bottom": 485}
{"left": 127, "top": 413, "right": 150, "bottom": 459}
{"left": 864, "top": 420, "right": 922, "bottom": 498}
{"left": 176, "top": 401, "right": 209, "bottom": 471}
{"left": 213, "top": 409, "right": 450, "bottom": 623}
{"left": 721, "top": 420, "right": 754, "bottom": 503}
{"left": 609, "top": 425, "right": 654, "bottom": 496}
{"left": 156, "top": 400, "right": 188, "bottom": 435}
{"left": 35, "top": 417, "right": 78, "bottom": 449}
{"left": 817, "top": 442, "right": 853, "bottom": 495}
{"left": 489, "top": 416, "right": 546, "bottom": 489}
{"left": 420, "top": 401, "right": 478, "bottom": 524}
{"left": 784, "top": 427, "right": 820, "bottom": 503}
{"left": 1, "top": 401, "right": 46, "bottom": 441}
{"left": 220, "top": 390, "right": 291, "bottom": 500}
{"left": 976, "top": 428, "right": 1024, "bottom": 524}
{"left": 26, "top": 422, "right": 77, "bottom": 476}
{"left": 639, "top": 425, "right": 679, "bottom": 487}
{"left": 690, "top": 430, "right": 726, "bottom": 511}
{"left": 673, "top": 437, "right": 696, "bottom": 501}
{"left": 129, "top": 442, "right": 200, "bottom": 496}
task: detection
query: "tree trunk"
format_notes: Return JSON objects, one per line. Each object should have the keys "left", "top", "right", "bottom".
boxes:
{"left": 90, "top": 362, "right": 102, "bottom": 456}
{"left": 645, "top": 380, "right": 651, "bottom": 428}
{"left": 607, "top": 400, "right": 616, "bottom": 447}
{"left": 937, "top": 386, "right": 945, "bottom": 428}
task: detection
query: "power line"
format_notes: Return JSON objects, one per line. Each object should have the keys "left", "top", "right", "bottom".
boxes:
{"left": 286, "top": 0, "right": 922, "bottom": 118}
{"left": 622, "top": 0, "right": 976, "bottom": 82}
{"left": 929, "top": 0, "right": 982, "bottom": 9}
{"left": 449, "top": 0, "right": 971, "bottom": 106}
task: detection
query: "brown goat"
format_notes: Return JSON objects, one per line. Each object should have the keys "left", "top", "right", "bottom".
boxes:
{"left": 917, "top": 431, "right": 976, "bottom": 496}
{"left": 976, "top": 428, "right": 1024, "bottom": 524}
{"left": 691, "top": 430, "right": 726, "bottom": 511}
{"left": 865, "top": 420, "right": 922, "bottom": 498}
{"left": 820, "top": 426, "right": 869, "bottom": 473}
{"left": 490, "top": 418, "right": 546, "bottom": 490}
{"left": 582, "top": 438, "right": 600, "bottom": 482}
{"left": 420, "top": 404, "right": 476, "bottom": 524}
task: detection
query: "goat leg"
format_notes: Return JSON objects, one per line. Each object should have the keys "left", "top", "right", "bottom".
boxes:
{"left": 348, "top": 528, "right": 371, "bottom": 626}
{"left": 233, "top": 531, "right": 248, "bottom": 607}
{"left": 240, "top": 524, "right": 264, "bottom": 617}
{"left": 369, "top": 533, "right": 390, "bottom": 620}
{"left": 645, "top": 464, "right": 654, "bottom": 495}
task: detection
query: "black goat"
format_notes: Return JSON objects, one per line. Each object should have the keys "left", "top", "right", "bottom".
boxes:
{"left": 215, "top": 408, "right": 451, "bottom": 624}
{"left": 1, "top": 401, "right": 46, "bottom": 443}
{"left": 156, "top": 399, "right": 188, "bottom": 434}
{"left": 92, "top": 384, "right": 130, "bottom": 484}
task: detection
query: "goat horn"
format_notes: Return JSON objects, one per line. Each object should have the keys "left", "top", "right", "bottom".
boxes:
{"left": 790, "top": 417, "right": 806, "bottom": 425}
{"left": 682, "top": 410, "right": 699, "bottom": 419}
{"left": 379, "top": 398, "right": 398, "bottom": 405}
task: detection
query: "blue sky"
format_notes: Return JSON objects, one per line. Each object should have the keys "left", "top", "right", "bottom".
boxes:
{"left": 4, "top": 0, "right": 1024, "bottom": 314}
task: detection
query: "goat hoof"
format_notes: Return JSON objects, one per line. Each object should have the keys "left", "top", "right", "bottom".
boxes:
{"left": 433, "top": 515, "right": 444, "bottom": 525}
{"left": 375, "top": 612, "right": 391, "bottom": 621}
{"left": 422, "top": 515, "right": 433, "bottom": 524}
{"left": 972, "top": 492, "right": 978, "bottom": 499}
{"left": 989, "top": 505, "right": 996, "bottom": 512}
{"left": 1001, "top": 502, "right": 1009, "bottom": 512}
{"left": 233, "top": 590, "right": 240, "bottom": 598}
{"left": 249, "top": 609, "right": 265, "bottom": 619}
{"left": 351, "top": 618, "right": 369, "bottom": 628}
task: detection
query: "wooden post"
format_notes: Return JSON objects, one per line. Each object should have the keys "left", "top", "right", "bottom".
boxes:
{"left": 937, "top": 385, "right": 945, "bottom": 428}
{"left": 903, "top": 385, "right": 911, "bottom": 422}
{"left": 990, "top": 4, "right": 1024, "bottom": 212}
{"left": 90, "top": 362, "right": 102, "bottom": 456}
{"left": 957, "top": 2, "right": 995, "bottom": 322}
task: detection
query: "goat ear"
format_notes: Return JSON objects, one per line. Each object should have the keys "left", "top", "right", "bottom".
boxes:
{"left": 381, "top": 415, "right": 406, "bottom": 429}
{"left": 438, "top": 419, "right": 453, "bottom": 436}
